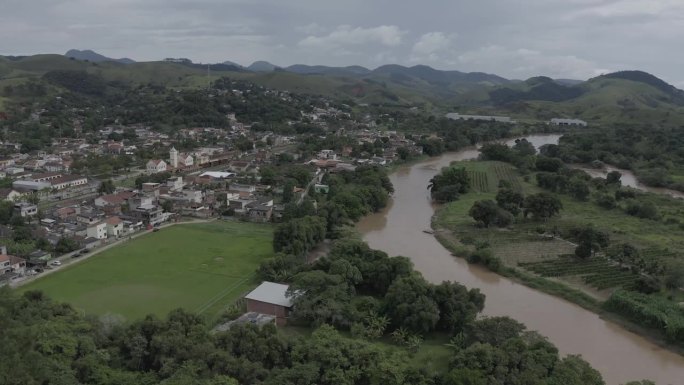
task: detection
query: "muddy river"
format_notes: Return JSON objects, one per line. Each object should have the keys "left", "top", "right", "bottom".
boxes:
{"left": 357, "top": 134, "right": 684, "bottom": 385}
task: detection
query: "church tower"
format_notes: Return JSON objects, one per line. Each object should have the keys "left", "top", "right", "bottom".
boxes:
{"left": 169, "top": 147, "right": 178, "bottom": 168}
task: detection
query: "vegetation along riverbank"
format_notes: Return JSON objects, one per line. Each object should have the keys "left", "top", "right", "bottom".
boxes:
{"left": 430, "top": 139, "right": 684, "bottom": 354}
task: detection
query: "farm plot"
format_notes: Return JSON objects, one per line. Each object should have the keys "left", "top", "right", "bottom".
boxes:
{"left": 519, "top": 256, "right": 638, "bottom": 290}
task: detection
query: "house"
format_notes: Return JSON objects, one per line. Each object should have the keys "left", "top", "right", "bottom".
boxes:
{"left": 27, "top": 250, "right": 52, "bottom": 266}
{"left": 77, "top": 211, "right": 104, "bottom": 225}
{"left": 95, "top": 191, "right": 136, "bottom": 208}
{"left": 146, "top": 159, "right": 168, "bottom": 174}
{"left": 31, "top": 172, "right": 63, "bottom": 182}
{"left": 0, "top": 247, "right": 26, "bottom": 280}
{"left": 248, "top": 204, "right": 273, "bottom": 223}
{"left": 550, "top": 118, "right": 588, "bottom": 127}
{"left": 105, "top": 216, "right": 124, "bottom": 238}
{"left": 228, "top": 161, "right": 251, "bottom": 173}
{"left": 183, "top": 190, "right": 203, "bottom": 204}
{"left": 49, "top": 175, "right": 88, "bottom": 190}
{"left": 244, "top": 281, "right": 294, "bottom": 326}
{"left": 178, "top": 153, "right": 194, "bottom": 167}
{"left": 314, "top": 184, "right": 330, "bottom": 194}
{"left": 229, "top": 183, "right": 256, "bottom": 193}
{"left": 446, "top": 113, "right": 514, "bottom": 123}
{"left": 0, "top": 188, "right": 22, "bottom": 202}
{"left": 86, "top": 221, "right": 108, "bottom": 240}
{"left": 167, "top": 176, "right": 184, "bottom": 191}
{"left": 82, "top": 237, "right": 102, "bottom": 250}
{"left": 14, "top": 202, "right": 38, "bottom": 217}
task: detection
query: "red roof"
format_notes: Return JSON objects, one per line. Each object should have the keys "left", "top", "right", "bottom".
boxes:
{"left": 106, "top": 216, "right": 123, "bottom": 225}
{"left": 0, "top": 254, "right": 9, "bottom": 263}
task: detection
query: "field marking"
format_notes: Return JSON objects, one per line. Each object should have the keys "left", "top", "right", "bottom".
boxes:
{"left": 187, "top": 268, "right": 248, "bottom": 279}
{"left": 195, "top": 274, "right": 254, "bottom": 315}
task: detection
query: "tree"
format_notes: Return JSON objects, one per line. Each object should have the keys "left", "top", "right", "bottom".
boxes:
{"left": 234, "top": 136, "right": 254, "bottom": 152}
{"left": 431, "top": 282, "right": 484, "bottom": 332}
{"left": 397, "top": 147, "right": 410, "bottom": 160}
{"left": 282, "top": 180, "right": 295, "bottom": 204}
{"left": 383, "top": 274, "right": 439, "bottom": 334}
{"left": 574, "top": 242, "right": 592, "bottom": 259}
{"left": 97, "top": 179, "right": 116, "bottom": 194}
{"left": 595, "top": 193, "right": 616, "bottom": 209}
{"left": 535, "top": 156, "right": 564, "bottom": 172}
{"left": 568, "top": 178, "right": 590, "bottom": 201}
{"left": 161, "top": 200, "right": 174, "bottom": 213}
{"left": 55, "top": 237, "right": 79, "bottom": 254}
{"left": 495, "top": 188, "right": 524, "bottom": 216}
{"left": 606, "top": 171, "right": 622, "bottom": 185}
{"left": 479, "top": 143, "right": 512, "bottom": 162}
{"left": 428, "top": 167, "right": 470, "bottom": 197}
{"left": 468, "top": 200, "right": 512, "bottom": 228}
{"left": 523, "top": 193, "right": 562, "bottom": 220}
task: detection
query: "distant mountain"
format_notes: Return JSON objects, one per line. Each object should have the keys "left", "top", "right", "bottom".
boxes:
{"left": 285, "top": 64, "right": 371, "bottom": 76}
{"left": 222, "top": 60, "right": 244, "bottom": 69}
{"left": 554, "top": 78, "right": 584, "bottom": 86}
{"left": 248, "top": 61, "right": 279, "bottom": 72}
{"left": 65, "top": 49, "right": 135, "bottom": 64}
{"left": 487, "top": 76, "right": 585, "bottom": 105}
{"left": 370, "top": 64, "right": 510, "bottom": 86}
{"left": 597, "top": 70, "right": 684, "bottom": 103}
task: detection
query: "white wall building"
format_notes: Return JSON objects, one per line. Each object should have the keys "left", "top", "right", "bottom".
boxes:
{"left": 86, "top": 222, "right": 108, "bottom": 240}
{"left": 146, "top": 159, "right": 168, "bottom": 174}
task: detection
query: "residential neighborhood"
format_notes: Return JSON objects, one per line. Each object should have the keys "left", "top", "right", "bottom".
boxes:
{"left": 0, "top": 93, "right": 425, "bottom": 287}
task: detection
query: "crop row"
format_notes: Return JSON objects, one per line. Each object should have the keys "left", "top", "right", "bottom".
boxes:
{"left": 468, "top": 171, "right": 490, "bottom": 192}
{"left": 520, "top": 257, "right": 636, "bottom": 289}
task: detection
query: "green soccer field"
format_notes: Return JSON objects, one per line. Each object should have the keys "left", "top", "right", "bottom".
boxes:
{"left": 18, "top": 221, "right": 274, "bottom": 321}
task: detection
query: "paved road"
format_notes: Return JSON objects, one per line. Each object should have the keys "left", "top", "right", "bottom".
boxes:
{"left": 11, "top": 218, "right": 217, "bottom": 288}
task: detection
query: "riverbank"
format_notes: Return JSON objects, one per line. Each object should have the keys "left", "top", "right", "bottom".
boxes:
{"left": 429, "top": 157, "right": 684, "bottom": 357}
{"left": 357, "top": 134, "right": 684, "bottom": 385}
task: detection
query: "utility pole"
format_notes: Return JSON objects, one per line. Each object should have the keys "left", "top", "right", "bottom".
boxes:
{"left": 207, "top": 64, "right": 211, "bottom": 91}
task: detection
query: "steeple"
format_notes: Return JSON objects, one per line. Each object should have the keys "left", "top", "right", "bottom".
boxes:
{"left": 169, "top": 146, "right": 179, "bottom": 168}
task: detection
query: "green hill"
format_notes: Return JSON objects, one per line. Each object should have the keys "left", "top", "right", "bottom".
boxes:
{"left": 1, "top": 54, "right": 683, "bottom": 125}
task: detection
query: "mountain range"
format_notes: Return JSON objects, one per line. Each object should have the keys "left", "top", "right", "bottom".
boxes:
{"left": 0, "top": 49, "right": 683, "bottom": 126}
{"left": 65, "top": 49, "right": 135, "bottom": 64}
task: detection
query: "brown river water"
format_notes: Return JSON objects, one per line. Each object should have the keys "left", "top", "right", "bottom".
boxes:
{"left": 357, "top": 134, "right": 684, "bottom": 385}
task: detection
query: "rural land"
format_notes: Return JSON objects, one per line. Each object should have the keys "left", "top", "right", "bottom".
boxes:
{"left": 1, "top": 47, "right": 683, "bottom": 385}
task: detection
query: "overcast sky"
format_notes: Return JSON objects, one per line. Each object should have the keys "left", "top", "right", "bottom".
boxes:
{"left": 2, "top": 0, "right": 683, "bottom": 85}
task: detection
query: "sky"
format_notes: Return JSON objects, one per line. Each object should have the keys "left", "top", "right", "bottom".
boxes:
{"left": 1, "top": 0, "right": 683, "bottom": 85}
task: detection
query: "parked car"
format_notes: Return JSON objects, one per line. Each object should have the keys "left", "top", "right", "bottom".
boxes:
{"left": 50, "top": 260, "right": 62, "bottom": 267}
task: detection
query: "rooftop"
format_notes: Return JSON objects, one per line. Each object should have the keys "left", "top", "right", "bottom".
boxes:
{"left": 244, "top": 281, "right": 293, "bottom": 307}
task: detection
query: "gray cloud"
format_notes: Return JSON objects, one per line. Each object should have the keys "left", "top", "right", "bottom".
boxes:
{"left": 1, "top": 0, "right": 682, "bottom": 84}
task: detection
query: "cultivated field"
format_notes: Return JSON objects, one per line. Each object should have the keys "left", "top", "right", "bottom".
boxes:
{"left": 434, "top": 159, "right": 684, "bottom": 300}
{"left": 19, "top": 221, "right": 273, "bottom": 320}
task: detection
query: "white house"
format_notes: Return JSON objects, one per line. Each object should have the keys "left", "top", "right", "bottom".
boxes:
{"left": 178, "top": 153, "right": 194, "bottom": 167}
{"left": 183, "top": 190, "right": 203, "bottom": 204}
{"left": 146, "top": 159, "right": 168, "bottom": 174}
{"left": 86, "top": 222, "right": 108, "bottom": 240}
{"left": 14, "top": 203, "right": 38, "bottom": 217}
{"left": 167, "top": 176, "right": 184, "bottom": 191}
{"left": 105, "top": 216, "right": 124, "bottom": 238}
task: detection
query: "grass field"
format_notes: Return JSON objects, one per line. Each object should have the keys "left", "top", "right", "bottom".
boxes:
{"left": 19, "top": 221, "right": 273, "bottom": 321}
{"left": 434, "top": 160, "right": 684, "bottom": 300}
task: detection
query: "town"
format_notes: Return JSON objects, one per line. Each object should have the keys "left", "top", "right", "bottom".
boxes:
{"left": 0, "top": 91, "right": 428, "bottom": 286}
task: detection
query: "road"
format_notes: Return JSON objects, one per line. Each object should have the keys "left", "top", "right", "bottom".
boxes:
{"left": 11, "top": 217, "right": 217, "bottom": 288}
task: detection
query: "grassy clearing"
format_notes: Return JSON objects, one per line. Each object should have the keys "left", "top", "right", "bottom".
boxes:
{"left": 282, "top": 326, "right": 451, "bottom": 373}
{"left": 19, "top": 221, "right": 273, "bottom": 321}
